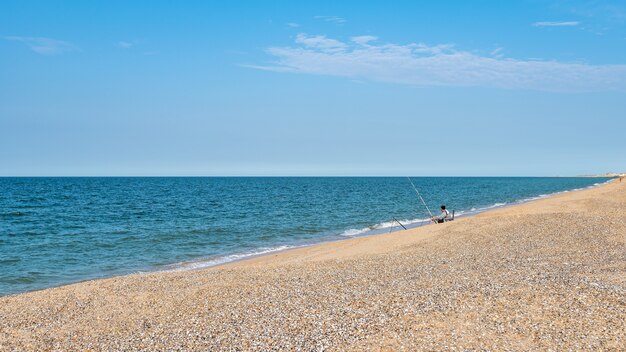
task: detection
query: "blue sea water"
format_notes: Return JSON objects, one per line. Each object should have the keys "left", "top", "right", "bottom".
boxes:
{"left": 0, "top": 177, "right": 611, "bottom": 296}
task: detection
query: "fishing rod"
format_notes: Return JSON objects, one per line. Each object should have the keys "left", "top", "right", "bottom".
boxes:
{"left": 393, "top": 217, "right": 407, "bottom": 230}
{"left": 407, "top": 177, "right": 434, "bottom": 219}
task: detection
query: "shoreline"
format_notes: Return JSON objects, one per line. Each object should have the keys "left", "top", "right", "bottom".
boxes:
{"left": 162, "top": 177, "right": 614, "bottom": 273}
{"left": 216, "top": 177, "right": 619, "bottom": 270}
{"left": 0, "top": 178, "right": 614, "bottom": 298}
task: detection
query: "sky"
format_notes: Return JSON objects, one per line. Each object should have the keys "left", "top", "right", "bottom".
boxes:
{"left": 1, "top": 0, "right": 625, "bottom": 176}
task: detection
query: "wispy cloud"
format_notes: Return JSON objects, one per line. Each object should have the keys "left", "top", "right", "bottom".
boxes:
{"left": 314, "top": 15, "right": 346, "bottom": 24}
{"left": 117, "top": 41, "right": 133, "bottom": 49}
{"left": 490, "top": 47, "right": 504, "bottom": 58}
{"left": 248, "top": 33, "right": 626, "bottom": 91}
{"left": 562, "top": 1, "right": 626, "bottom": 22}
{"left": 532, "top": 21, "right": 580, "bottom": 27}
{"left": 287, "top": 22, "right": 300, "bottom": 28}
{"left": 5, "top": 36, "right": 75, "bottom": 55}
{"left": 295, "top": 33, "right": 346, "bottom": 52}
{"left": 351, "top": 35, "right": 377, "bottom": 45}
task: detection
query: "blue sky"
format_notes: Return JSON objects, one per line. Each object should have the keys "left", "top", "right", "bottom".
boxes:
{"left": 1, "top": 0, "right": 625, "bottom": 176}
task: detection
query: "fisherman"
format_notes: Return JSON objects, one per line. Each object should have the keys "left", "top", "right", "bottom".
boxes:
{"left": 432, "top": 205, "right": 449, "bottom": 223}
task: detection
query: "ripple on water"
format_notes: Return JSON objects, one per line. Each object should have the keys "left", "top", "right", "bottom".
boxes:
{"left": 0, "top": 211, "right": 28, "bottom": 218}
{"left": 0, "top": 176, "right": 612, "bottom": 296}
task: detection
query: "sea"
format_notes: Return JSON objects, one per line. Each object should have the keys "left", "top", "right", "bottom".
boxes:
{"left": 0, "top": 176, "right": 611, "bottom": 296}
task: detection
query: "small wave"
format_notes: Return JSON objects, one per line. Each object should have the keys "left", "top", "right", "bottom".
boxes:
{"left": 375, "top": 218, "right": 429, "bottom": 229}
{"left": 1, "top": 211, "right": 27, "bottom": 217}
{"left": 340, "top": 217, "right": 432, "bottom": 237}
{"left": 340, "top": 228, "right": 370, "bottom": 237}
{"left": 164, "top": 245, "right": 298, "bottom": 271}
{"left": 2, "top": 276, "right": 36, "bottom": 284}
{"left": 484, "top": 202, "right": 507, "bottom": 209}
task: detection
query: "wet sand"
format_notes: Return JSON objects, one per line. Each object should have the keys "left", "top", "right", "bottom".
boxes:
{"left": 1, "top": 180, "right": 625, "bottom": 350}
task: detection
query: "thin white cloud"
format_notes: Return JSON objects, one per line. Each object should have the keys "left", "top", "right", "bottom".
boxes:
{"left": 351, "top": 35, "right": 378, "bottom": 45}
{"left": 117, "top": 41, "right": 133, "bottom": 49}
{"left": 287, "top": 22, "right": 300, "bottom": 28}
{"left": 532, "top": 21, "right": 580, "bottom": 27}
{"left": 248, "top": 33, "right": 626, "bottom": 91}
{"left": 5, "top": 36, "right": 75, "bottom": 55}
{"left": 490, "top": 47, "right": 504, "bottom": 58}
{"left": 314, "top": 15, "right": 346, "bottom": 24}
{"left": 563, "top": 2, "right": 626, "bottom": 22}
{"left": 295, "top": 33, "right": 346, "bottom": 52}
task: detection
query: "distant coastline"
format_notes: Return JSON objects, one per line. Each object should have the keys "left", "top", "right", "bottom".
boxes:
{"left": 577, "top": 172, "right": 625, "bottom": 177}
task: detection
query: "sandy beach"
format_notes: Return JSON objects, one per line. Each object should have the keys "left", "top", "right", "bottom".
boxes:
{"left": 1, "top": 180, "right": 624, "bottom": 351}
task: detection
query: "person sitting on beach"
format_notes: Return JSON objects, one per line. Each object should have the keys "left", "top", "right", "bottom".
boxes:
{"left": 432, "top": 205, "right": 449, "bottom": 224}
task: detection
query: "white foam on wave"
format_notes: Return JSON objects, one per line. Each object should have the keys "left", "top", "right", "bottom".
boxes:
{"left": 340, "top": 227, "right": 371, "bottom": 237}
{"left": 163, "top": 245, "right": 298, "bottom": 272}
{"left": 339, "top": 217, "right": 431, "bottom": 237}
{"left": 401, "top": 218, "right": 433, "bottom": 226}
{"left": 373, "top": 218, "right": 423, "bottom": 230}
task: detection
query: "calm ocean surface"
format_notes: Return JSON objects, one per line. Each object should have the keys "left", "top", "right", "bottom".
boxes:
{"left": 0, "top": 177, "right": 610, "bottom": 296}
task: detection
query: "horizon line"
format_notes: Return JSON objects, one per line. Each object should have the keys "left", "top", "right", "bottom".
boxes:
{"left": 0, "top": 175, "right": 617, "bottom": 178}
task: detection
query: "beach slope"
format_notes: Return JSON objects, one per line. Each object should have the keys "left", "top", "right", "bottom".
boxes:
{"left": 1, "top": 180, "right": 625, "bottom": 350}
